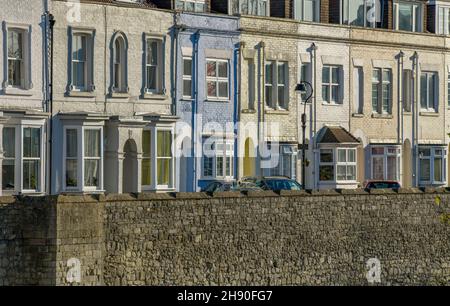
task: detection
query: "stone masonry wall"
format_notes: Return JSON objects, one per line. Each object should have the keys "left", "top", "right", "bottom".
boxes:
{"left": 0, "top": 189, "right": 449, "bottom": 285}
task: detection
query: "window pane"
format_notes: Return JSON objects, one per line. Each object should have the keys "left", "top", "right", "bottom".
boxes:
{"left": 332, "top": 67, "right": 339, "bottom": 83}
{"left": 387, "top": 156, "right": 397, "bottom": 180}
{"left": 23, "top": 128, "right": 40, "bottom": 158}
{"left": 419, "top": 148, "right": 431, "bottom": 156}
{"left": 265, "top": 62, "right": 273, "bottom": 83}
{"left": 73, "top": 62, "right": 85, "bottom": 88}
{"left": 218, "top": 61, "right": 228, "bottom": 78}
{"left": 420, "top": 158, "right": 430, "bottom": 181}
{"left": 3, "top": 127, "right": 15, "bottom": 158}
{"left": 216, "top": 156, "right": 224, "bottom": 177}
{"left": 84, "top": 129, "right": 100, "bottom": 157}
{"left": 372, "top": 156, "right": 384, "bottom": 180}
{"left": 277, "top": 86, "right": 285, "bottom": 106}
{"left": 66, "top": 129, "right": 77, "bottom": 158}
{"left": 72, "top": 35, "right": 86, "bottom": 61}
{"left": 207, "top": 61, "right": 216, "bottom": 77}
{"left": 398, "top": 4, "right": 413, "bottom": 31}
{"left": 84, "top": 159, "right": 99, "bottom": 187}
{"left": 265, "top": 86, "right": 273, "bottom": 106}
{"left": 319, "top": 165, "right": 334, "bottom": 181}
{"left": 304, "top": 0, "right": 316, "bottom": 21}
{"left": 226, "top": 156, "right": 232, "bottom": 177}
{"left": 338, "top": 149, "right": 346, "bottom": 162}
{"left": 434, "top": 157, "right": 443, "bottom": 181}
{"left": 183, "top": 58, "right": 192, "bottom": 76}
{"left": 320, "top": 149, "right": 333, "bottom": 162}
{"left": 2, "top": 159, "right": 15, "bottom": 190}
{"left": 207, "top": 81, "right": 217, "bottom": 97}
{"left": 203, "top": 156, "right": 213, "bottom": 177}
{"left": 322, "top": 67, "right": 330, "bottom": 83}
{"left": 66, "top": 160, "right": 78, "bottom": 187}
{"left": 348, "top": 0, "right": 365, "bottom": 26}
{"left": 337, "top": 165, "right": 347, "bottom": 180}
{"left": 157, "top": 131, "right": 172, "bottom": 158}
{"left": 372, "top": 147, "right": 384, "bottom": 155}
{"left": 142, "top": 130, "right": 151, "bottom": 157}
{"left": 147, "top": 41, "right": 158, "bottom": 66}
{"left": 146, "top": 66, "right": 156, "bottom": 90}
{"left": 322, "top": 85, "right": 329, "bottom": 102}
{"left": 8, "top": 59, "right": 22, "bottom": 87}
{"left": 8, "top": 30, "right": 23, "bottom": 59}
{"left": 23, "top": 160, "right": 39, "bottom": 190}
{"left": 348, "top": 149, "right": 356, "bottom": 162}
{"left": 347, "top": 165, "right": 356, "bottom": 180}
{"left": 277, "top": 63, "right": 286, "bottom": 84}
{"left": 157, "top": 159, "right": 171, "bottom": 186}
{"left": 142, "top": 159, "right": 151, "bottom": 185}
{"left": 332, "top": 85, "right": 339, "bottom": 103}
{"left": 183, "top": 79, "right": 192, "bottom": 97}
{"left": 420, "top": 74, "right": 427, "bottom": 108}
{"left": 218, "top": 81, "right": 228, "bottom": 98}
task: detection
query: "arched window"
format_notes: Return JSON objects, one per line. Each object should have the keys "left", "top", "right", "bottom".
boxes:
{"left": 111, "top": 33, "right": 128, "bottom": 93}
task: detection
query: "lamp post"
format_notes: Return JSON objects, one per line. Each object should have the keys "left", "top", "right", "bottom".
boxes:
{"left": 295, "top": 82, "right": 313, "bottom": 189}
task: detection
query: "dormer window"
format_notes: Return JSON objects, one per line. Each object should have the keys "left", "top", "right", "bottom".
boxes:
{"left": 175, "top": 0, "right": 206, "bottom": 12}
{"left": 393, "top": 1, "right": 423, "bottom": 32}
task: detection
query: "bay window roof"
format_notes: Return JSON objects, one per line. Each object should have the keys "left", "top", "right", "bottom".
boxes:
{"left": 317, "top": 126, "right": 360, "bottom": 144}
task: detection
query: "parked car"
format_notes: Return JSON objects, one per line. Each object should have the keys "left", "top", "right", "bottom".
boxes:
{"left": 363, "top": 180, "right": 401, "bottom": 189}
{"left": 255, "top": 176, "right": 303, "bottom": 191}
{"left": 201, "top": 181, "right": 263, "bottom": 193}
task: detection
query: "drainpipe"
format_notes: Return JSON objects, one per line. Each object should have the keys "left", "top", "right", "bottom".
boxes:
{"left": 412, "top": 51, "right": 419, "bottom": 187}
{"left": 236, "top": 41, "right": 244, "bottom": 180}
{"left": 192, "top": 30, "right": 200, "bottom": 191}
{"left": 311, "top": 42, "right": 318, "bottom": 190}
{"left": 398, "top": 51, "right": 404, "bottom": 146}
{"left": 259, "top": 41, "right": 265, "bottom": 177}
{"left": 172, "top": 14, "right": 180, "bottom": 190}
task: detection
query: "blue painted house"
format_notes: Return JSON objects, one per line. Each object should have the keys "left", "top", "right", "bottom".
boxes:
{"left": 173, "top": 12, "right": 240, "bottom": 192}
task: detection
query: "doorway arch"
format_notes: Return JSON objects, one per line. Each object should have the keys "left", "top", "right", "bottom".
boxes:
{"left": 123, "top": 139, "right": 138, "bottom": 193}
{"left": 243, "top": 137, "right": 256, "bottom": 177}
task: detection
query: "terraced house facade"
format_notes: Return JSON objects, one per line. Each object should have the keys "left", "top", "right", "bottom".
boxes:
{"left": 1, "top": 0, "right": 450, "bottom": 194}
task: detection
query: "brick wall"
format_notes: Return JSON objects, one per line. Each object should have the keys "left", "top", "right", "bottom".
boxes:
{"left": 0, "top": 189, "right": 449, "bottom": 285}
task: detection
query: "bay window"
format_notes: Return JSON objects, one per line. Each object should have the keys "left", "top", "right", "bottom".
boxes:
{"left": 372, "top": 68, "right": 392, "bottom": 114}
{"left": 141, "top": 127, "right": 175, "bottom": 190}
{"left": 1, "top": 124, "right": 44, "bottom": 194}
{"left": 63, "top": 126, "right": 103, "bottom": 192}
{"left": 265, "top": 61, "right": 288, "bottom": 109}
{"left": 419, "top": 147, "right": 446, "bottom": 185}
{"left": 175, "top": 0, "right": 206, "bottom": 12}
{"left": 393, "top": 1, "right": 422, "bottom": 32}
{"left": 371, "top": 146, "right": 401, "bottom": 181}
{"left": 206, "top": 59, "right": 229, "bottom": 100}
{"left": 322, "top": 65, "right": 342, "bottom": 104}
{"left": 202, "top": 139, "right": 234, "bottom": 179}
{"left": 319, "top": 148, "right": 356, "bottom": 182}
{"left": 420, "top": 72, "right": 438, "bottom": 112}
{"left": 294, "top": 0, "right": 320, "bottom": 22}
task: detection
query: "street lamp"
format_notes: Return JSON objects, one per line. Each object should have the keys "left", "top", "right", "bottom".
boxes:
{"left": 295, "top": 81, "right": 313, "bottom": 189}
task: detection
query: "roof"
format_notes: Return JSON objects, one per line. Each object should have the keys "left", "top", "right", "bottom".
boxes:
{"left": 317, "top": 126, "right": 360, "bottom": 144}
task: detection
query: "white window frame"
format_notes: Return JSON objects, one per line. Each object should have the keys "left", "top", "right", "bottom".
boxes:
{"left": 294, "top": 0, "right": 320, "bottom": 22}
{"left": 319, "top": 147, "right": 357, "bottom": 183}
{"left": 393, "top": 1, "right": 422, "bottom": 32}
{"left": 202, "top": 138, "right": 234, "bottom": 180}
{"left": 111, "top": 32, "right": 128, "bottom": 93}
{"left": 437, "top": 5, "right": 450, "bottom": 35}
{"left": 141, "top": 125, "right": 175, "bottom": 191}
{"left": 265, "top": 60, "right": 289, "bottom": 109}
{"left": 175, "top": 0, "right": 206, "bottom": 12}
{"left": 372, "top": 68, "right": 392, "bottom": 114}
{"left": 403, "top": 69, "right": 413, "bottom": 112}
{"left": 206, "top": 58, "right": 230, "bottom": 101}
{"left": 370, "top": 145, "right": 401, "bottom": 181}
{"left": 322, "top": 65, "right": 342, "bottom": 104}
{"left": 420, "top": 71, "right": 438, "bottom": 112}
{"left": 418, "top": 146, "right": 447, "bottom": 186}
{"left": 62, "top": 125, "right": 104, "bottom": 192}
{"left": 1, "top": 121, "right": 45, "bottom": 195}
{"left": 182, "top": 56, "right": 193, "bottom": 99}
{"left": 319, "top": 148, "right": 335, "bottom": 182}
{"left": 336, "top": 148, "right": 357, "bottom": 182}
{"left": 341, "top": 0, "right": 378, "bottom": 27}
{"left": 144, "top": 36, "right": 164, "bottom": 95}
{"left": 69, "top": 28, "right": 95, "bottom": 93}
{"left": 2, "top": 23, "right": 32, "bottom": 91}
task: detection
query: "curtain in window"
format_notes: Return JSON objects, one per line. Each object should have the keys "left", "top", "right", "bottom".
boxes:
{"left": 2, "top": 127, "right": 15, "bottom": 190}
{"left": 66, "top": 129, "right": 78, "bottom": 187}
{"left": 84, "top": 130, "right": 100, "bottom": 187}
{"left": 8, "top": 30, "right": 23, "bottom": 87}
{"left": 142, "top": 130, "right": 151, "bottom": 186}
{"left": 157, "top": 131, "right": 172, "bottom": 186}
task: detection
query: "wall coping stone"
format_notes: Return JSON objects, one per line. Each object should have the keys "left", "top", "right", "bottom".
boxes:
{"left": 171, "top": 192, "right": 210, "bottom": 199}
{"left": 136, "top": 193, "right": 176, "bottom": 201}
{"left": 211, "top": 191, "right": 244, "bottom": 198}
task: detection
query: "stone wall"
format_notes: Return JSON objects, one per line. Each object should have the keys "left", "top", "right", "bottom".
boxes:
{"left": 0, "top": 189, "right": 449, "bottom": 285}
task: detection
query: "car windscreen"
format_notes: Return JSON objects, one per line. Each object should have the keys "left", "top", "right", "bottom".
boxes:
{"left": 265, "top": 180, "right": 301, "bottom": 190}
{"left": 369, "top": 182, "right": 400, "bottom": 189}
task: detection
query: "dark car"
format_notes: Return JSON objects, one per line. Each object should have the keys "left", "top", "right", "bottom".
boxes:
{"left": 201, "top": 181, "right": 263, "bottom": 193}
{"left": 364, "top": 180, "right": 401, "bottom": 189}
{"left": 255, "top": 176, "right": 303, "bottom": 191}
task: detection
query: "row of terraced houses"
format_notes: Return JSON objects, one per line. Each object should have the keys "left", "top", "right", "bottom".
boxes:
{"left": 1, "top": 0, "right": 450, "bottom": 195}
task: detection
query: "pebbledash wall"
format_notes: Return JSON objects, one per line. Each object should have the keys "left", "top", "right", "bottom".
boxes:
{"left": 0, "top": 190, "right": 449, "bottom": 285}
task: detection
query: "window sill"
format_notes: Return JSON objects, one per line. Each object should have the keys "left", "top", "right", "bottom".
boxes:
{"left": 2, "top": 87, "right": 34, "bottom": 96}
{"left": 322, "top": 102, "right": 343, "bottom": 106}
{"left": 205, "top": 99, "right": 230, "bottom": 103}
{"left": 403, "top": 111, "right": 412, "bottom": 116}
{"left": 143, "top": 93, "right": 168, "bottom": 100}
{"left": 67, "top": 91, "right": 97, "bottom": 98}
{"left": 110, "top": 92, "right": 130, "bottom": 99}
{"left": 241, "top": 109, "right": 256, "bottom": 114}
{"left": 371, "top": 113, "right": 393, "bottom": 119}
{"left": 352, "top": 113, "right": 364, "bottom": 118}
{"left": 419, "top": 111, "right": 439, "bottom": 117}
{"left": 264, "top": 109, "right": 289, "bottom": 115}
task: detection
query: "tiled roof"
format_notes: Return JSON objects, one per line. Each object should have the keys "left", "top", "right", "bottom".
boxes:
{"left": 317, "top": 126, "right": 360, "bottom": 144}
